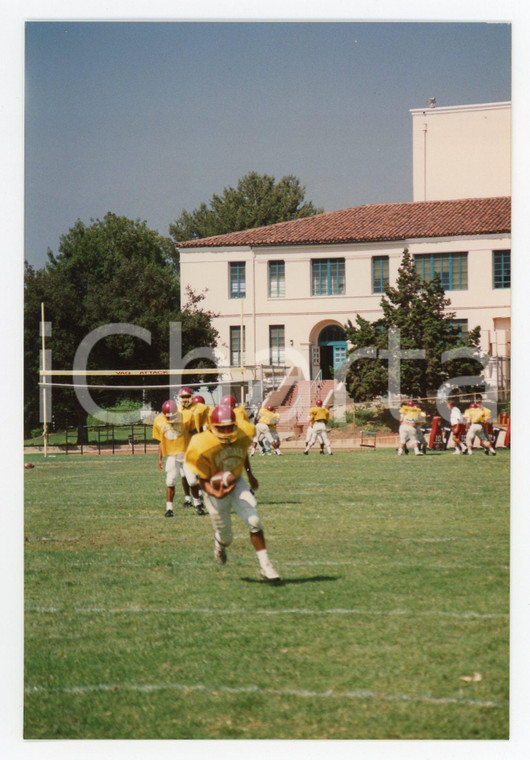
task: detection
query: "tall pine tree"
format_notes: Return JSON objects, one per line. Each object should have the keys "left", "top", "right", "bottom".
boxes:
{"left": 344, "top": 249, "right": 482, "bottom": 402}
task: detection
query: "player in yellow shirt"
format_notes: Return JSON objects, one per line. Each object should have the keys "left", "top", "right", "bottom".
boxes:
{"left": 220, "top": 393, "right": 250, "bottom": 425}
{"left": 250, "top": 404, "right": 282, "bottom": 456}
{"left": 152, "top": 398, "right": 205, "bottom": 517}
{"left": 464, "top": 401, "right": 496, "bottom": 455}
{"left": 303, "top": 400, "right": 333, "bottom": 455}
{"left": 191, "top": 394, "right": 211, "bottom": 434}
{"left": 185, "top": 405, "right": 281, "bottom": 583}
{"left": 398, "top": 400, "right": 426, "bottom": 456}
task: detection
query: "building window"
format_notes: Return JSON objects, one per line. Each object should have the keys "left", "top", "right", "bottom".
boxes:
{"left": 372, "top": 256, "right": 389, "bottom": 294}
{"left": 414, "top": 252, "right": 468, "bottom": 290}
{"left": 268, "top": 260, "right": 285, "bottom": 298}
{"left": 229, "top": 326, "right": 245, "bottom": 366}
{"left": 493, "top": 250, "right": 511, "bottom": 289}
{"left": 450, "top": 318, "right": 468, "bottom": 339}
{"left": 311, "top": 258, "right": 345, "bottom": 296}
{"left": 269, "top": 325, "right": 285, "bottom": 365}
{"left": 229, "top": 262, "right": 246, "bottom": 299}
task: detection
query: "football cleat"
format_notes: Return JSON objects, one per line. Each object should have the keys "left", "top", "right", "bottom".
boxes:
{"left": 194, "top": 502, "right": 206, "bottom": 516}
{"left": 490, "top": 448, "right": 497, "bottom": 456}
{"left": 182, "top": 499, "right": 191, "bottom": 508}
{"left": 260, "top": 560, "right": 281, "bottom": 583}
{"left": 164, "top": 508, "right": 174, "bottom": 518}
{"left": 214, "top": 538, "right": 227, "bottom": 565}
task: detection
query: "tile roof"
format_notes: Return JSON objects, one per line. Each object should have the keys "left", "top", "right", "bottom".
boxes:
{"left": 177, "top": 196, "right": 510, "bottom": 248}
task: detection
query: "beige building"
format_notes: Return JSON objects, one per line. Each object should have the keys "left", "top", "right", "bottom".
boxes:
{"left": 411, "top": 101, "right": 511, "bottom": 202}
{"left": 178, "top": 102, "right": 511, "bottom": 400}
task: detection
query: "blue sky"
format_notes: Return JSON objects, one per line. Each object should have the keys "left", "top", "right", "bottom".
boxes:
{"left": 24, "top": 20, "right": 511, "bottom": 268}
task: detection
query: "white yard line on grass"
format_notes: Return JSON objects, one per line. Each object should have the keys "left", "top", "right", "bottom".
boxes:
{"left": 27, "top": 605, "right": 508, "bottom": 619}
{"left": 24, "top": 680, "right": 505, "bottom": 709}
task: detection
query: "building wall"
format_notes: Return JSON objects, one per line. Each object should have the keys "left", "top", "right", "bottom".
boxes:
{"left": 411, "top": 102, "right": 511, "bottom": 201}
{"left": 180, "top": 234, "right": 511, "bottom": 379}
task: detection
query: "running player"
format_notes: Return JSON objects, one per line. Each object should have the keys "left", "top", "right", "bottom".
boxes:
{"left": 185, "top": 405, "right": 281, "bottom": 583}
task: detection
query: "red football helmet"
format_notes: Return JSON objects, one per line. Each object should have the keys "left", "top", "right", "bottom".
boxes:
{"left": 266, "top": 405, "right": 275, "bottom": 412}
{"left": 210, "top": 406, "right": 238, "bottom": 443}
{"left": 178, "top": 387, "right": 193, "bottom": 408}
{"left": 161, "top": 399, "right": 179, "bottom": 422}
{"left": 192, "top": 394, "right": 205, "bottom": 405}
{"left": 220, "top": 394, "right": 237, "bottom": 409}
{"left": 315, "top": 400, "right": 323, "bottom": 407}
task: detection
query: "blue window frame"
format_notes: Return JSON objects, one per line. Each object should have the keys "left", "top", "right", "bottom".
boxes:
{"left": 268, "top": 260, "right": 285, "bottom": 298}
{"left": 229, "top": 262, "right": 246, "bottom": 299}
{"left": 414, "top": 252, "right": 468, "bottom": 290}
{"left": 450, "top": 318, "right": 468, "bottom": 339}
{"left": 311, "top": 258, "right": 345, "bottom": 296}
{"left": 269, "top": 325, "right": 285, "bottom": 365}
{"left": 372, "top": 256, "right": 389, "bottom": 294}
{"left": 229, "top": 326, "right": 245, "bottom": 366}
{"left": 493, "top": 250, "right": 510, "bottom": 289}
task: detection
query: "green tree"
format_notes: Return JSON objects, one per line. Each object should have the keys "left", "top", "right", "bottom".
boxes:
{"left": 24, "top": 213, "right": 218, "bottom": 440}
{"left": 170, "top": 171, "right": 323, "bottom": 241}
{"left": 344, "top": 249, "right": 482, "bottom": 403}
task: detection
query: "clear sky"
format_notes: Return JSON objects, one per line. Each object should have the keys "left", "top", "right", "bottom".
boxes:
{"left": 24, "top": 19, "right": 511, "bottom": 269}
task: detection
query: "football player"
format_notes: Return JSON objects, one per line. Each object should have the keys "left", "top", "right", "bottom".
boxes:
{"left": 219, "top": 393, "right": 250, "bottom": 425}
{"left": 152, "top": 399, "right": 205, "bottom": 517}
{"left": 303, "top": 400, "right": 333, "bottom": 455}
{"left": 447, "top": 398, "right": 467, "bottom": 454}
{"left": 463, "top": 400, "right": 496, "bottom": 455}
{"left": 250, "top": 404, "right": 282, "bottom": 456}
{"left": 397, "top": 399, "right": 426, "bottom": 456}
{"left": 184, "top": 405, "right": 281, "bottom": 583}
{"left": 191, "top": 394, "right": 210, "bottom": 434}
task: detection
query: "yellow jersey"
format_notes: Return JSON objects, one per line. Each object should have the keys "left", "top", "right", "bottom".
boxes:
{"left": 191, "top": 402, "right": 210, "bottom": 433}
{"left": 399, "top": 405, "right": 426, "bottom": 425}
{"left": 207, "top": 405, "right": 249, "bottom": 426}
{"left": 185, "top": 419, "right": 256, "bottom": 480}
{"left": 152, "top": 409, "right": 194, "bottom": 456}
{"left": 257, "top": 407, "right": 281, "bottom": 429}
{"left": 464, "top": 405, "right": 492, "bottom": 425}
{"left": 309, "top": 406, "right": 330, "bottom": 424}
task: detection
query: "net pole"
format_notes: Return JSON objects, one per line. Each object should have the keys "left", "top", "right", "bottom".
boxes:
{"left": 41, "top": 302, "right": 49, "bottom": 458}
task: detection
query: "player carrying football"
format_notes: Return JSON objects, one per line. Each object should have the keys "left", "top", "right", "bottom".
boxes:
{"left": 184, "top": 405, "right": 281, "bottom": 583}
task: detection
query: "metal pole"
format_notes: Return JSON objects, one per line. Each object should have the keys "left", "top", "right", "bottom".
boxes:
{"left": 41, "top": 303, "right": 48, "bottom": 458}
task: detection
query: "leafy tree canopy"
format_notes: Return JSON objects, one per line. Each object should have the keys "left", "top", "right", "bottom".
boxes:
{"left": 170, "top": 171, "right": 323, "bottom": 241}
{"left": 24, "top": 213, "right": 218, "bottom": 438}
{"left": 344, "top": 248, "right": 482, "bottom": 404}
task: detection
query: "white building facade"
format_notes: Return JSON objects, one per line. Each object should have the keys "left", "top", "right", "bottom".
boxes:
{"left": 178, "top": 103, "right": 511, "bottom": 392}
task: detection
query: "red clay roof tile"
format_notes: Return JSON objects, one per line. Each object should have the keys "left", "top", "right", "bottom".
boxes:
{"left": 177, "top": 197, "right": 510, "bottom": 248}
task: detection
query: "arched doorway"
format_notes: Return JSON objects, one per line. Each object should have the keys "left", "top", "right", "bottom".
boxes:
{"left": 318, "top": 324, "right": 348, "bottom": 379}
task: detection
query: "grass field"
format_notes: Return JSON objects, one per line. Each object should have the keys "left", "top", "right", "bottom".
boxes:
{"left": 24, "top": 448, "right": 510, "bottom": 740}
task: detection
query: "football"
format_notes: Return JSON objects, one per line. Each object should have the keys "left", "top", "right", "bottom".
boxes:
{"left": 210, "top": 471, "right": 236, "bottom": 489}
